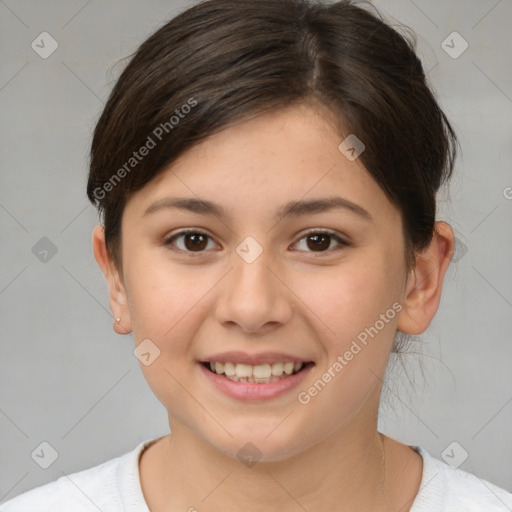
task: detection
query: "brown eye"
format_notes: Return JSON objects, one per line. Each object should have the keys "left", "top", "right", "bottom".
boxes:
{"left": 294, "top": 231, "right": 348, "bottom": 253}
{"left": 306, "top": 233, "right": 331, "bottom": 251}
{"left": 165, "top": 230, "right": 219, "bottom": 253}
{"left": 183, "top": 233, "right": 208, "bottom": 251}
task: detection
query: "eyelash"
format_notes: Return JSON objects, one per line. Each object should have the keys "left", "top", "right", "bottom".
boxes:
{"left": 163, "top": 228, "right": 349, "bottom": 256}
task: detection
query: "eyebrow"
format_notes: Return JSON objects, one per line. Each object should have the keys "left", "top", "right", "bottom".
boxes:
{"left": 142, "top": 196, "right": 373, "bottom": 222}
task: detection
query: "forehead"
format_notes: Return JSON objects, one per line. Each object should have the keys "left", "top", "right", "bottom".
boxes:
{"left": 123, "top": 104, "right": 399, "bottom": 227}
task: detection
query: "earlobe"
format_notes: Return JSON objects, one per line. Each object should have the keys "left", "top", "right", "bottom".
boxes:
{"left": 396, "top": 222, "right": 455, "bottom": 335}
{"left": 92, "top": 225, "right": 133, "bottom": 335}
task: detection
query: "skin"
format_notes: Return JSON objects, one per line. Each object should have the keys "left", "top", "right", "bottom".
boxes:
{"left": 93, "top": 102, "right": 454, "bottom": 512}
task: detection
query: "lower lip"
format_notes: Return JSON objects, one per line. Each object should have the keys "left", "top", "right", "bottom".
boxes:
{"left": 198, "top": 363, "right": 314, "bottom": 401}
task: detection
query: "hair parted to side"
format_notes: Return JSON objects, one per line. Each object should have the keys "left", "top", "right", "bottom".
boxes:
{"left": 87, "top": 0, "right": 458, "bottom": 277}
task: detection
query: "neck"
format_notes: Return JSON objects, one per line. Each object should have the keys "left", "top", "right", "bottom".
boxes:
{"left": 139, "top": 417, "right": 415, "bottom": 512}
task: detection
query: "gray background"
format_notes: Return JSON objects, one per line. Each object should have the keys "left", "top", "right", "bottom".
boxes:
{"left": 1, "top": 0, "right": 511, "bottom": 503}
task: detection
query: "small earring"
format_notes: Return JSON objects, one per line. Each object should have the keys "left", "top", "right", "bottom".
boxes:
{"left": 116, "top": 317, "right": 121, "bottom": 322}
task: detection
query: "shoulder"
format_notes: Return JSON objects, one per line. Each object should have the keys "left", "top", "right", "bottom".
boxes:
{"left": 0, "top": 455, "right": 125, "bottom": 512}
{"left": 0, "top": 457, "right": 121, "bottom": 512}
{"left": 0, "top": 439, "right": 155, "bottom": 512}
{"left": 411, "top": 446, "right": 512, "bottom": 512}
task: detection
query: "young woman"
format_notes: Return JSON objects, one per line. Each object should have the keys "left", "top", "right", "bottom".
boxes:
{"left": 3, "top": 0, "right": 511, "bottom": 510}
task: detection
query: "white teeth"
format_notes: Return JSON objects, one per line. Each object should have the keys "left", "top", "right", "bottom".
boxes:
{"left": 206, "top": 361, "right": 305, "bottom": 382}
{"left": 283, "top": 362, "right": 294, "bottom": 375}
{"left": 253, "top": 364, "right": 271, "bottom": 379}
{"left": 236, "top": 363, "right": 253, "bottom": 378}
{"left": 271, "top": 362, "right": 283, "bottom": 376}
{"left": 224, "top": 362, "right": 236, "bottom": 376}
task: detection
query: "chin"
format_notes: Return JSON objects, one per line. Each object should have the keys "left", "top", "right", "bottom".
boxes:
{"left": 204, "top": 423, "right": 308, "bottom": 464}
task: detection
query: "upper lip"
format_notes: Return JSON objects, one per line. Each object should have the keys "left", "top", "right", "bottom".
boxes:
{"left": 199, "top": 351, "right": 313, "bottom": 365}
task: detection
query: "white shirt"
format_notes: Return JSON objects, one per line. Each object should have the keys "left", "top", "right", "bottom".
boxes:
{"left": 1, "top": 438, "right": 511, "bottom": 511}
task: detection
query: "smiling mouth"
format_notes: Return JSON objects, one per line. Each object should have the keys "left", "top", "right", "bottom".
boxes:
{"left": 201, "top": 361, "right": 313, "bottom": 383}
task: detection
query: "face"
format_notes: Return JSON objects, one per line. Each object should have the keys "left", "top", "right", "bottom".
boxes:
{"left": 103, "top": 103, "right": 413, "bottom": 461}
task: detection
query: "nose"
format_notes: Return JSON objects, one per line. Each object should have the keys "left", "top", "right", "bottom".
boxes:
{"left": 213, "top": 248, "right": 293, "bottom": 334}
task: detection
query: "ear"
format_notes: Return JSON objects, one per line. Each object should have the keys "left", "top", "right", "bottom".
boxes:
{"left": 92, "top": 225, "right": 132, "bottom": 335}
{"left": 397, "top": 221, "right": 455, "bottom": 335}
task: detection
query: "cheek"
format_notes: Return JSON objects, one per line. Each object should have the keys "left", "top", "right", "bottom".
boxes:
{"left": 292, "top": 251, "right": 402, "bottom": 406}
{"left": 125, "top": 251, "right": 215, "bottom": 341}
{"left": 297, "top": 253, "right": 402, "bottom": 345}
{"left": 126, "top": 265, "right": 214, "bottom": 410}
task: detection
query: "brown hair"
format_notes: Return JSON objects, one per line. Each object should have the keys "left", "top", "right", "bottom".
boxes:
{"left": 87, "top": 0, "right": 457, "bottom": 275}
